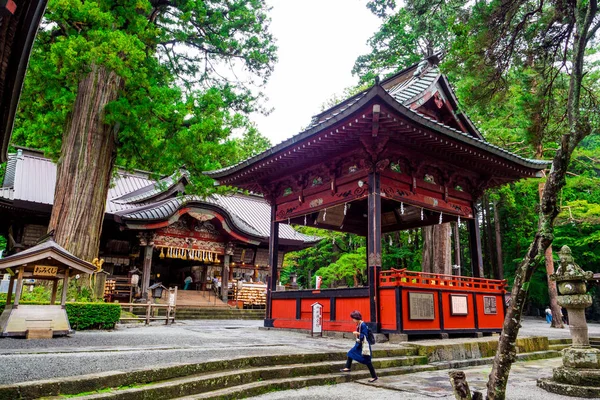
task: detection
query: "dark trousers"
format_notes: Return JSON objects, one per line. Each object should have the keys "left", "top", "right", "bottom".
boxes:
{"left": 345, "top": 357, "right": 377, "bottom": 378}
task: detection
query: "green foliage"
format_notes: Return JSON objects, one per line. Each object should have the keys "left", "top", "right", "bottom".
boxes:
{"left": 0, "top": 296, "right": 120, "bottom": 330}
{"left": 65, "top": 302, "right": 121, "bottom": 330}
{"left": 0, "top": 235, "right": 6, "bottom": 255}
{"left": 282, "top": 226, "right": 427, "bottom": 289}
{"left": 282, "top": 227, "right": 366, "bottom": 289}
{"left": 354, "top": 0, "right": 469, "bottom": 83}
{"left": 13, "top": 0, "right": 276, "bottom": 193}
{"left": 315, "top": 248, "right": 366, "bottom": 289}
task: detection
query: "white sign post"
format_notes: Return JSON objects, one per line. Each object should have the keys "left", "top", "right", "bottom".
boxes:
{"left": 311, "top": 302, "right": 323, "bottom": 337}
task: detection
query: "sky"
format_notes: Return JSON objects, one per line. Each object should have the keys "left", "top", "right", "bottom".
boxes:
{"left": 252, "top": 1, "right": 382, "bottom": 146}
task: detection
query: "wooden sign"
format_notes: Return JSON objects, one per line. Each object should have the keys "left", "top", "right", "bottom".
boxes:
{"left": 311, "top": 302, "right": 323, "bottom": 337}
{"left": 484, "top": 296, "right": 498, "bottom": 315}
{"left": 33, "top": 265, "right": 59, "bottom": 277}
{"left": 450, "top": 295, "right": 469, "bottom": 316}
{"left": 408, "top": 292, "right": 435, "bottom": 320}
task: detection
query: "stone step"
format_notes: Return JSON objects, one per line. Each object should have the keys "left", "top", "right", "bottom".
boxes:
{"left": 174, "top": 365, "right": 438, "bottom": 400}
{"left": 66, "top": 355, "right": 429, "bottom": 400}
{"left": 2, "top": 348, "right": 418, "bottom": 399}
{"left": 548, "top": 338, "right": 571, "bottom": 345}
{"left": 549, "top": 344, "right": 570, "bottom": 351}
{"left": 174, "top": 350, "right": 562, "bottom": 400}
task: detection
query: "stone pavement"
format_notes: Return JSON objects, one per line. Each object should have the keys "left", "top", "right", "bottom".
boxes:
{"left": 249, "top": 358, "right": 589, "bottom": 399}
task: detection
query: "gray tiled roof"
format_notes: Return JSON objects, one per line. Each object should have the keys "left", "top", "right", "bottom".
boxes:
{"left": 113, "top": 169, "right": 189, "bottom": 204}
{"left": 118, "top": 194, "right": 321, "bottom": 244}
{"left": 0, "top": 149, "right": 319, "bottom": 245}
{"left": 0, "top": 148, "right": 159, "bottom": 213}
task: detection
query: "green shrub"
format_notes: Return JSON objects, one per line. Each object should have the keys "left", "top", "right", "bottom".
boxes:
{"left": 0, "top": 301, "right": 121, "bottom": 330}
{"left": 65, "top": 303, "right": 121, "bottom": 330}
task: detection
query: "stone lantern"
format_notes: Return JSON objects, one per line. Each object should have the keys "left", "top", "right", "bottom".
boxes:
{"left": 537, "top": 246, "right": 600, "bottom": 397}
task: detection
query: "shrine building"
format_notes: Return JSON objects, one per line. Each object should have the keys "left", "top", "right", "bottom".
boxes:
{"left": 204, "top": 55, "right": 549, "bottom": 336}
{"left": 0, "top": 148, "right": 319, "bottom": 305}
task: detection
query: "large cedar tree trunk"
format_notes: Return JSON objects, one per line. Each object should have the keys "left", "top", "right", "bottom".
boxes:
{"left": 422, "top": 223, "right": 452, "bottom": 275}
{"left": 492, "top": 199, "right": 504, "bottom": 280}
{"left": 537, "top": 181, "right": 563, "bottom": 328}
{"left": 48, "top": 65, "right": 123, "bottom": 269}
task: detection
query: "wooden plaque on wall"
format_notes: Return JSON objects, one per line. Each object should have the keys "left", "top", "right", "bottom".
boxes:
{"left": 450, "top": 294, "right": 469, "bottom": 316}
{"left": 483, "top": 296, "right": 498, "bottom": 315}
{"left": 408, "top": 292, "right": 435, "bottom": 320}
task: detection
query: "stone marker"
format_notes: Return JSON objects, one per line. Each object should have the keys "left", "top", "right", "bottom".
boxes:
{"left": 537, "top": 246, "right": 600, "bottom": 397}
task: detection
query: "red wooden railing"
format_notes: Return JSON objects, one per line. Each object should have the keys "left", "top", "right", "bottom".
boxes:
{"left": 379, "top": 269, "right": 507, "bottom": 292}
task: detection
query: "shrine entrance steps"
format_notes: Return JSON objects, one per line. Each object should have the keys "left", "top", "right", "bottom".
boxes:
{"left": 137, "top": 291, "right": 265, "bottom": 320}
{"left": 168, "top": 290, "right": 229, "bottom": 307}
{"left": 4, "top": 337, "right": 562, "bottom": 399}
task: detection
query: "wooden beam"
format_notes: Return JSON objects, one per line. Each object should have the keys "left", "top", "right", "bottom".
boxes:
{"left": 60, "top": 270, "right": 70, "bottom": 306}
{"left": 13, "top": 267, "right": 24, "bottom": 306}
{"left": 367, "top": 172, "right": 382, "bottom": 329}
{"left": 265, "top": 204, "right": 279, "bottom": 325}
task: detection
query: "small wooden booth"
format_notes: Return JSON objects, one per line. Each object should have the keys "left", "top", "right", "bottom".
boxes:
{"left": 205, "top": 57, "right": 548, "bottom": 337}
{"left": 0, "top": 239, "right": 96, "bottom": 338}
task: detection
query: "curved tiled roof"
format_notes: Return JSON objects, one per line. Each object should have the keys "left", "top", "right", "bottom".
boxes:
{"left": 204, "top": 82, "right": 549, "bottom": 179}
{"left": 117, "top": 194, "right": 321, "bottom": 244}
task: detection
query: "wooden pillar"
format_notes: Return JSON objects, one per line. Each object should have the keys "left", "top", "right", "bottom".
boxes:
{"left": 265, "top": 204, "right": 279, "bottom": 325}
{"left": 367, "top": 172, "right": 382, "bottom": 328}
{"left": 50, "top": 279, "right": 59, "bottom": 305}
{"left": 60, "top": 270, "right": 70, "bottom": 306}
{"left": 141, "top": 243, "right": 154, "bottom": 296}
{"left": 5, "top": 275, "right": 15, "bottom": 305}
{"left": 13, "top": 267, "right": 24, "bottom": 307}
{"left": 221, "top": 253, "right": 230, "bottom": 302}
{"left": 467, "top": 211, "right": 484, "bottom": 278}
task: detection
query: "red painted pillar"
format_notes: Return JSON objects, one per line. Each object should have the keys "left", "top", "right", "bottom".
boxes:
{"left": 367, "top": 172, "right": 381, "bottom": 329}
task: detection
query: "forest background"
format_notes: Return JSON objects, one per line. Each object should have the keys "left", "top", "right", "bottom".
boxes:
{"left": 0, "top": 0, "right": 598, "bottom": 317}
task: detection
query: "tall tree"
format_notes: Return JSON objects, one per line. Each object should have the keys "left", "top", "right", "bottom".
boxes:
{"left": 448, "top": 0, "right": 600, "bottom": 397}
{"left": 13, "top": 0, "right": 276, "bottom": 267}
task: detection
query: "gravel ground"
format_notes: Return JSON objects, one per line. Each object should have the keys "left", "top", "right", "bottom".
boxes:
{"left": 0, "top": 317, "right": 597, "bottom": 387}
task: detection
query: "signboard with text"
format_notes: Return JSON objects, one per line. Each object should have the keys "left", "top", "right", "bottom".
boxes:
{"left": 311, "top": 302, "right": 323, "bottom": 337}
{"left": 33, "top": 265, "right": 59, "bottom": 277}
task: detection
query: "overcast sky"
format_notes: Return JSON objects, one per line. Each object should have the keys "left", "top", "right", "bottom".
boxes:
{"left": 252, "top": 1, "right": 382, "bottom": 145}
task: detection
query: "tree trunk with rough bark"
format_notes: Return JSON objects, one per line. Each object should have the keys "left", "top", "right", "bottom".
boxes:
{"left": 48, "top": 65, "right": 123, "bottom": 287}
{"left": 492, "top": 199, "right": 504, "bottom": 280}
{"left": 534, "top": 181, "right": 563, "bottom": 328}
{"left": 482, "top": 195, "right": 496, "bottom": 278}
{"left": 485, "top": 1, "right": 595, "bottom": 393}
{"left": 422, "top": 223, "right": 452, "bottom": 275}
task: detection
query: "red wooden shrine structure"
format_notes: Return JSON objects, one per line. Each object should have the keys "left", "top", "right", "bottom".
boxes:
{"left": 205, "top": 57, "right": 548, "bottom": 336}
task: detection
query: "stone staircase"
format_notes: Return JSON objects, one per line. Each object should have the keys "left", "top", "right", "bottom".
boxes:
{"left": 1, "top": 337, "right": 563, "bottom": 400}
{"left": 128, "top": 306, "right": 265, "bottom": 320}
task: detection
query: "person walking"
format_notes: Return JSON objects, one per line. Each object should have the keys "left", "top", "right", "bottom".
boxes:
{"left": 184, "top": 274, "right": 193, "bottom": 290}
{"left": 545, "top": 306, "right": 552, "bottom": 323}
{"left": 339, "top": 310, "right": 378, "bottom": 383}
